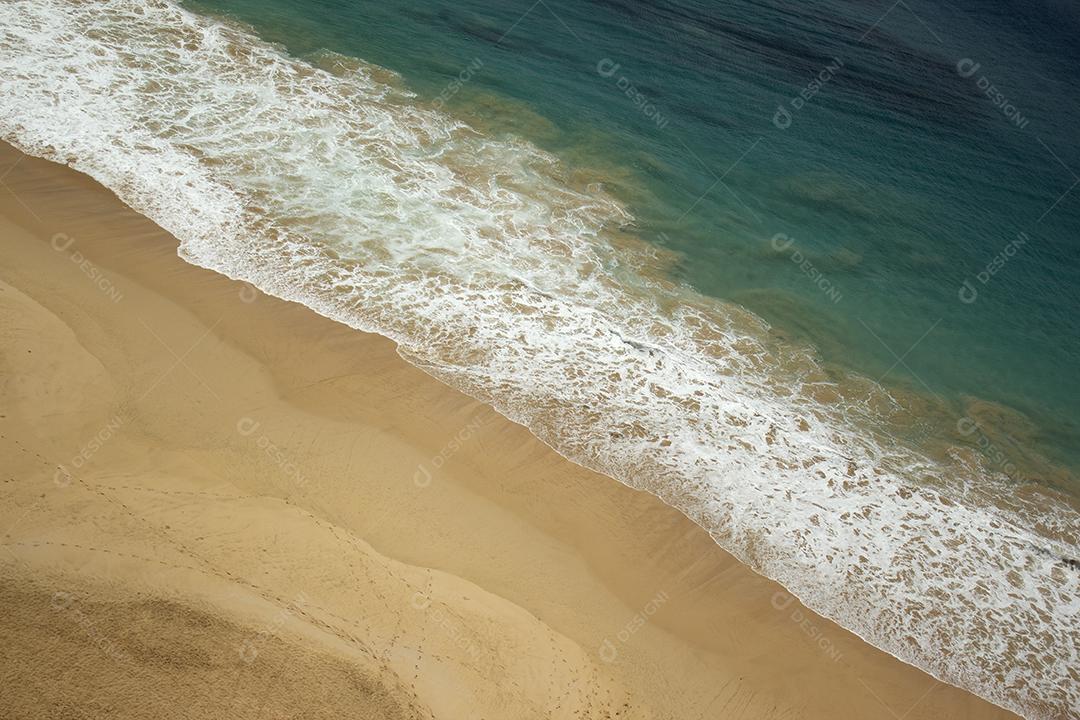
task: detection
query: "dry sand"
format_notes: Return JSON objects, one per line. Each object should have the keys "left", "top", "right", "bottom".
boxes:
{"left": 0, "top": 141, "right": 1016, "bottom": 719}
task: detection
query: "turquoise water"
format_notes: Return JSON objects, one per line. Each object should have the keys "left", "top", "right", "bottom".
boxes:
{"left": 190, "top": 0, "right": 1080, "bottom": 475}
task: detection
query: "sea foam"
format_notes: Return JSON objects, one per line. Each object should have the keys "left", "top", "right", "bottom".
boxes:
{"left": 0, "top": 1, "right": 1077, "bottom": 717}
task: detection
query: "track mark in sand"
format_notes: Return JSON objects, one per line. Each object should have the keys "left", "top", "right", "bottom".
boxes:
{"left": 402, "top": 569, "right": 439, "bottom": 720}
{"left": 2, "top": 539, "right": 202, "bottom": 573}
{"left": 71, "top": 476, "right": 389, "bottom": 663}
{"left": 409, "top": 570, "right": 434, "bottom": 686}
{"left": 547, "top": 629, "right": 573, "bottom": 711}
{"left": 92, "top": 478, "right": 438, "bottom": 718}
{"left": 1, "top": 434, "right": 57, "bottom": 474}
{"left": 1, "top": 441, "right": 615, "bottom": 718}
{"left": 89, "top": 483, "right": 242, "bottom": 499}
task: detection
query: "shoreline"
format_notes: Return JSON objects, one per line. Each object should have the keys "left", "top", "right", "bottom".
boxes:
{"left": 0, "top": 141, "right": 1017, "bottom": 718}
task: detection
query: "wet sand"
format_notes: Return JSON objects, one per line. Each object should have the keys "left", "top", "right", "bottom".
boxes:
{"left": 0, "top": 141, "right": 1015, "bottom": 719}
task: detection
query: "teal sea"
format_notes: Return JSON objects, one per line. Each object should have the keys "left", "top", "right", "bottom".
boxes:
{"left": 1, "top": 1, "right": 1077, "bottom": 717}
{"left": 193, "top": 0, "right": 1080, "bottom": 475}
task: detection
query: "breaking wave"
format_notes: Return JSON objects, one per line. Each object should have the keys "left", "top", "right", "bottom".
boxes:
{"left": 1, "top": 1, "right": 1077, "bottom": 716}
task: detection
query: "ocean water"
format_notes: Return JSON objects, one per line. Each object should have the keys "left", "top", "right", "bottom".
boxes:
{"left": 188, "top": 0, "right": 1080, "bottom": 475}
{"left": 0, "top": 0, "right": 1077, "bottom": 717}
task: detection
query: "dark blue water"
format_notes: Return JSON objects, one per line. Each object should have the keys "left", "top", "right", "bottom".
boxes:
{"left": 192, "top": 0, "right": 1080, "bottom": 474}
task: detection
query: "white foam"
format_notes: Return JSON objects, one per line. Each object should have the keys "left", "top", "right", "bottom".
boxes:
{"left": 1, "top": 1, "right": 1077, "bottom": 717}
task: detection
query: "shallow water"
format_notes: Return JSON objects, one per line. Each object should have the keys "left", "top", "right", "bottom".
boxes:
{"left": 190, "top": 0, "right": 1080, "bottom": 475}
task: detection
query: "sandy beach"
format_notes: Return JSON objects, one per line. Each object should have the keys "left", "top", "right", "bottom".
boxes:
{"left": 0, "top": 140, "right": 1017, "bottom": 718}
